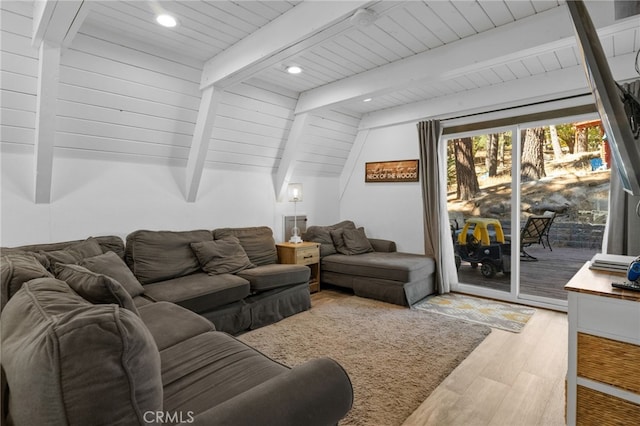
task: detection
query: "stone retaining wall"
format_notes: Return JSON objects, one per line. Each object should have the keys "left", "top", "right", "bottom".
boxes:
{"left": 500, "top": 221, "right": 605, "bottom": 249}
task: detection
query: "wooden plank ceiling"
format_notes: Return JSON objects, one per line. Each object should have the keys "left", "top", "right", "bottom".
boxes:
{"left": 1, "top": 1, "right": 639, "bottom": 200}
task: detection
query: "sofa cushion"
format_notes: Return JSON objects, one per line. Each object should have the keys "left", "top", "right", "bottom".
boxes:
{"left": 133, "top": 294, "right": 155, "bottom": 308}
{"left": 1, "top": 278, "right": 162, "bottom": 426}
{"left": 137, "top": 301, "right": 215, "bottom": 351}
{"left": 126, "top": 229, "right": 213, "bottom": 284}
{"left": 142, "top": 272, "right": 250, "bottom": 313}
{"left": 54, "top": 263, "right": 139, "bottom": 315}
{"left": 303, "top": 220, "right": 356, "bottom": 257}
{"left": 40, "top": 237, "right": 104, "bottom": 270}
{"left": 236, "top": 264, "right": 310, "bottom": 292}
{"left": 161, "top": 332, "right": 288, "bottom": 416}
{"left": 0, "top": 253, "right": 53, "bottom": 311}
{"left": 213, "top": 227, "right": 277, "bottom": 266}
{"left": 191, "top": 237, "right": 255, "bottom": 275}
{"left": 322, "top": 252, "right": 436, "bottom": 283}
{"left": 80, "top": 251, "right": 145, "bottom": 297}
{"left": 339, "top": 227, "right": 374, "bottom": 255}
{"left": 2, "top": 236, "right": 126, "bottom": 260}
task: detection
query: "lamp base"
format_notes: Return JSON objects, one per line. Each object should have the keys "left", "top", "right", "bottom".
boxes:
{"left": 289, "top": 235, "right": 303, "bottom": 243}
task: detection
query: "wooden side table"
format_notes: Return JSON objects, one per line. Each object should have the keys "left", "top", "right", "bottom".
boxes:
{"left": 276, "top": 242, "right": 320, "bottom": 293}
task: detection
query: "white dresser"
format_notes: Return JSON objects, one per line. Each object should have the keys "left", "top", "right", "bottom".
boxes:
{"left": 565, "top": 262, "right": 640, "bottom": 425}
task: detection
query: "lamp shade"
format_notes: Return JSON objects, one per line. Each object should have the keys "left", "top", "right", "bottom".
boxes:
{"left": 288, "top": 183, "right": 303, "bottom": 202}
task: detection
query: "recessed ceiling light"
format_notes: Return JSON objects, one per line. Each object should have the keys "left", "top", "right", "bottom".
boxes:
{"left": 156, "top": 14, "right": 177, "bottom": 28}
{"left": 363, "top": 98, "right": 372, "bottom": 102}
{"left": 286, "top": 65, "right": 302, "bottom": 75}
{"left": 350, "top": 9, "right": 378, "bottom": 27}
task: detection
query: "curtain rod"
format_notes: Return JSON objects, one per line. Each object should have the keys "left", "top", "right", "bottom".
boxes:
{"left": 442, "top": 93, "right": 597, "bottom": 135}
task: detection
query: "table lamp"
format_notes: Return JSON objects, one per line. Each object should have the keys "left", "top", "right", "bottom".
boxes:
{"left": 288, "top": 183, "right": 303, "bottom": 243}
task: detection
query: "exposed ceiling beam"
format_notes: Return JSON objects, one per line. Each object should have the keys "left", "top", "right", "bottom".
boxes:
{"left": 200, "top": 1, "right": 371, "bottom": 90}
{"left": 359, "top": 52, "right": 637, "bottom": 130}
{"left": 31, "top": 0, "right": 90, "bottom": 204}
{"left": 294, "top": 2, "right": 620, "bottom": 115}
{"left": 273, "top": 113, "right": 312, "bottom": 202}
{"left": 32, "top": 0, "right": 89, "bottom": 48}
{"left": 185, "top": 86, "right": 223, "bottom": 202}
{"left": 339, "top": 129, "right": 369, "bottom": 200}
{"left": 34, "top": 41, "right": 60, "bottom": 204}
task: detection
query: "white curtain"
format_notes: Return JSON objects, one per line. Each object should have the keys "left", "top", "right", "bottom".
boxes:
{"left": 604, "top": 80, "right": 640, "bottom": 256}
{"left": 417, "top": 120, "right": 458, "bottom": 294}
{"left": 602, "top": 161, "right": 640, "bottom": 255}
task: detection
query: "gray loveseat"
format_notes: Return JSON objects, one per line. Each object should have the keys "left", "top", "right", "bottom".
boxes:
{"left": 303, "top": 221, "right": 436, "bottom": 306}
{"left": 1, "top": 231, "right": 353, "bottom": 425}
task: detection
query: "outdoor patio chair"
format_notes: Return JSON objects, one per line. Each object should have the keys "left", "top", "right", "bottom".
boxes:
{"left": 518, "top": 213, "right": 556, "bottom": 261}
{"left": 538, "top": 211, "right": 556, "bottom": 251}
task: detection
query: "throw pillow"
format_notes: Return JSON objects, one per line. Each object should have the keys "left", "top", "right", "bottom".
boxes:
{"left": 330, "top": 228, "right": 347, "bottom": 254}
{"left": 191, "top": 237, "right": 256, "bottom": 275}
{"left": 1, "top": 253, "right": 53, "bottom": 311}
{"left": 54, "top": 263, "right": 139, "bottom": 315}
{"left": 302, "top": 226, "right": 337, "bottom": 257}
{"left": 212, "top": 227, "right": 277, "bottom": 266}
{"left": 80, "top": 251, "right": 145, "bottom": 297}
{"left": 40, "top": 237, "right": 104, "bottom": 270}
{"left": 341, "top": 227, "right": 374, "bottom": 255}
{"left": 304, "top": 221, "right": 357, "bottom": 257}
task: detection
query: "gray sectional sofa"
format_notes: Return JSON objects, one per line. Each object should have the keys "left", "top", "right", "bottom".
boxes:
{"left": 125, "top": 227, "right": 312, "bottom": 334}
{"left": 303, "top": 220, "right": 436, "bottom": 306}
{"left": 1, "top": 228, "right": 353, "bottom": 425}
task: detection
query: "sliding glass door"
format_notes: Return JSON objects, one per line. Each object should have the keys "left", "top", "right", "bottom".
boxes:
{"left": 447, "top": 129, "right": 514, "bottom": 298}
{"left": 517, "top": 121, "right": 609, "bottom": 305}
{"left": 445, "top": 114, "right": 609, "bottom": 310}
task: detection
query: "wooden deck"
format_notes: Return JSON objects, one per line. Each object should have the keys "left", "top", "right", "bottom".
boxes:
{"left": 456, "top": 245, "right": 596, "bottom": 301}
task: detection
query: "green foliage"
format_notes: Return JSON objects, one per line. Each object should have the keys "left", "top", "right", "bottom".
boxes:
{"left": 555, "top": 124, "right": 574, "bottom": 146}
{"left": 587, "top": 127, "right": 602, "bottom": 150}
{"left": 445, "top": 122, "right": 601, "bottom": 189}
{"left": 550, "top": 123, "right": 603, "bottom": 152}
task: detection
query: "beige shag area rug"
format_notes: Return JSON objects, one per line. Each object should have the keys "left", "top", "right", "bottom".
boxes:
{"left": 238, "top": 295, "right": 491, "bottom": 426}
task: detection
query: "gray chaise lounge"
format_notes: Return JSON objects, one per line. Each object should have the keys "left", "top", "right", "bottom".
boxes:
{"left": 303, "top": 221, "right": 436, "bottom": 306}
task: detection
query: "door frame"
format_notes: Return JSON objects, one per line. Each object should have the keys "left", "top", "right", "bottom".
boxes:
{"left": 445, "top": 111, "right": 601, "bottom": 312}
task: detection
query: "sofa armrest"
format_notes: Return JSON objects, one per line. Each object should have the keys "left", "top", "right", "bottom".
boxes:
{"left": 368, "top": 238, "right": 397, "bottom": 252}
{"left": 192, "top": 357, "right": 353, "bottom": 426}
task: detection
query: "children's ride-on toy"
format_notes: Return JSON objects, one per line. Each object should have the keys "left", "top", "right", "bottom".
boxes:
{"left": 452, "top": 217, "right": 511, "bottom": 278}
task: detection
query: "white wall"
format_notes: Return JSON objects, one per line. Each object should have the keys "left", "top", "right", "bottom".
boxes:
{"left": 0, "top": 1, "right": 344, "bottom": 247}
{"left": 0, "top": 151, "right": 340, "bottom": 246}
{"left": 340, "top": 123, "right": 425, "bottom": 253}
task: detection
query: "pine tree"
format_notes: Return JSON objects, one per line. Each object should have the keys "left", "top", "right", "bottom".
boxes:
{"left": 521, "top": 127, "right": 546, "bottom": 182}
{"left": 454, "top": 137, "right": 480, "bottom": 200}
{"left": 485, "top": 133, "right": 499, "bottom": 176}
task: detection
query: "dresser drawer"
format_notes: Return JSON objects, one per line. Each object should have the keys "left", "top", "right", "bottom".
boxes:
{"left": 296, "top": 247, "right": 319, "bottom": 265}
{"left": 576, "top": 293, "right": 640, "bottom": 343}
{"left": 577, "top": 332, "right": 640, "bottom": 394}
{"left": 576, "top": 385, "right": 640, "bottom": 425}
{"left": 276, "top": 242, "right": 321, "bottom": 293}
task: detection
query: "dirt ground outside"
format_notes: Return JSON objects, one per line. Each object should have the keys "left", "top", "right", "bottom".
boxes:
{"left": 447, "top": 153, "right": 611, "bottom": 226}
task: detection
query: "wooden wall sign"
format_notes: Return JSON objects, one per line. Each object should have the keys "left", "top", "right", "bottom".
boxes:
{"left": 365, "top": 159, "right": 419, "bottom": 182}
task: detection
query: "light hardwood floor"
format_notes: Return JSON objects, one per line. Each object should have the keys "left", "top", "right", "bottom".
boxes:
{"left": 312, "top": 289, "right": 568, "bottom": 426}
{"left": 403, "top": 303, "right": 568, "bottom": 426}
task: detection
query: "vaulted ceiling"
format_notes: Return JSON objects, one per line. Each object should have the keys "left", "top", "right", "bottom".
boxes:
{"left": 2, "top": 1, "right": 639, "bottom": 202}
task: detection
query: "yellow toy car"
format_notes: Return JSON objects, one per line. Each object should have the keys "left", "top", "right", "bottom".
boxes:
{"left": 452, "top": 217, "right": 510, "bottom": 278}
